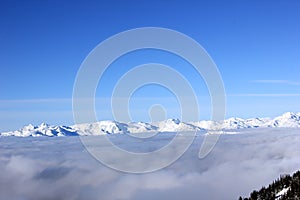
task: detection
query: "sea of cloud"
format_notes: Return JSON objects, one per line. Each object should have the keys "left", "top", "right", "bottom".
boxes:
{"left": 0, "top": 128, "right": 300, "bottom": 200}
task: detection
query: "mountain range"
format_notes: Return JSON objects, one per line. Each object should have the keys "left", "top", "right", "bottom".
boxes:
{"left": 1, "top": 112, "right": 300, "bottom": 137}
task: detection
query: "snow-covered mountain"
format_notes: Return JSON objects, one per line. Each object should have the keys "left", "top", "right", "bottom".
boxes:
{"left": 271, "top": 112, "right": 300, "bottom": 128}
{"left": 72, "top": 121, "right": 128, "bottom": 135}
{"left": 0, "top": 123, "right": 78, "bottom": 137}
{"left": 1, "top": 112, "right": 300, "bottom": 137}
{"left": 154, "top": 118, "right": 201, "bottom": 132}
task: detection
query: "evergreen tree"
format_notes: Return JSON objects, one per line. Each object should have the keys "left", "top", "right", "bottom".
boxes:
{"left": 238, "top": 170, "right": 300, "bottom": 200}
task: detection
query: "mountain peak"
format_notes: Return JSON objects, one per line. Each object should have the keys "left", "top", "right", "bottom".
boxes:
{"left": 165, "top": 118, "right": 181, "bottom": 124}
{"left": 1, "top": 112, "right": 300, "bottom": 137}
{"left": 280, "top": 112, "right": 298, "bottom": 119}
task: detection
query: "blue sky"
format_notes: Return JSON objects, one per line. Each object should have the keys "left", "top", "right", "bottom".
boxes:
{"left": 1, "top": 0, "right": 300, "bottom": 131}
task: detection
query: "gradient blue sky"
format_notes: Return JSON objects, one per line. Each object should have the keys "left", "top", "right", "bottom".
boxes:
{"left": 1, "top": 0, "right": 300, "bottom": 131}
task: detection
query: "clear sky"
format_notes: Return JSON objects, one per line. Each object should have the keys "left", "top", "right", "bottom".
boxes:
{"left": 1, "top": 0, "right": 300, "bottom": 131}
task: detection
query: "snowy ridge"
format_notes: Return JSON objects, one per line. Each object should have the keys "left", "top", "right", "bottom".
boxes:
{"left": 1, "top": 112, "right": 300, "bottom": 137}
{"left": 0, "top": 123, "right": 78, "bottom": 137}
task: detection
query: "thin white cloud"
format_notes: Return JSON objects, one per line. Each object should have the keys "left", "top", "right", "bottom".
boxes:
{"left": 0, "top": 98, "right": 72, "bottom": 104}
{"left": 229, "top": 93, "right": 300, "bottom": 97}
{"left": 0, "top": 96, "right": 185, "bottom": 104}
{"left": 251, "top": 80, "right": 300, "bottom": 85}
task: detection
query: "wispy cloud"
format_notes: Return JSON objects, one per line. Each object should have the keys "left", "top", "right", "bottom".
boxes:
{"left": 0, "top": 96, "right": 189, "bottom": 104}
{"left": 230, "top": 93, "right": 300, "bottom": 97}
{"left": 0, "top": 98, "right": 72, "bottom": 104}
{"left": 251, "top": 80, "right": 300, "bottom": 85}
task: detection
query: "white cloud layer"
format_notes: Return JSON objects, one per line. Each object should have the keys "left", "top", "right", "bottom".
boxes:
{"left": 0, "top": 128, "right": 300, "bottom": 200}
